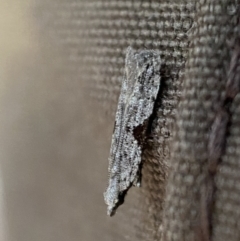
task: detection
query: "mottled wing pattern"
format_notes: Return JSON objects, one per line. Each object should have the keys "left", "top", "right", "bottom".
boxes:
{"left": 104, "top": 47, "right": 161, "bottom": 216}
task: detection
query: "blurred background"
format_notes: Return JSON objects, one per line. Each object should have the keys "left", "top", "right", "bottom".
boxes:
{"left": 0, "top": 1, "right": 151, "bottom": 241}
{"left": 0, "top": 1, "right": 114, "bottom": 241}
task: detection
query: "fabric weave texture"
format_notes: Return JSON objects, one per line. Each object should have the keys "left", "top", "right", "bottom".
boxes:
{"left": 1, "top": 0, "right": 240, "bottom": 241}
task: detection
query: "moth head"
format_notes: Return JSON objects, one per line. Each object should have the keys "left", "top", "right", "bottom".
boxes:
{"left": 103, "top": 187, "right": 126, "bottom": 216}
{"left": 106, "top": 199, "right": 119, "bottom": 216}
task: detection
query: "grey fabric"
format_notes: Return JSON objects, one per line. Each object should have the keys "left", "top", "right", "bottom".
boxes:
{"left": 0, "top": 1, "right": 239, "bottom": 241}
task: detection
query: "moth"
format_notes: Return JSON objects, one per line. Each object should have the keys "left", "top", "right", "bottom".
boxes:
{"left": 104, "top": 47, "right": 161, "bottom": 216}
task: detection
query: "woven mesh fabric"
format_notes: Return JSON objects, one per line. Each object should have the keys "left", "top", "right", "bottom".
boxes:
{"left": 162, "top": 1, "right": 240, "bottom": 240}
{"left": 1, "top": 0, "right": 240, "bottom": 241}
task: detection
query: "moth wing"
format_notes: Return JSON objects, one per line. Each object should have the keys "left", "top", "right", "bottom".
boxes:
{"left": 119, "top": 49, "right": 161, "bottom": 190}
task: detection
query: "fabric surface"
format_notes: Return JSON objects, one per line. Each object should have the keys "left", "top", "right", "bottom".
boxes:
{"left": 0, "top": 0, "right": 240, "bottom": 241}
